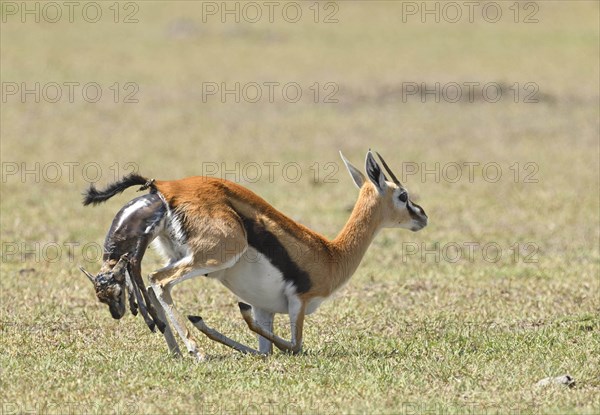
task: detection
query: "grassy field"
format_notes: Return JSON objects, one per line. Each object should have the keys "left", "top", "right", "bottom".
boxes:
{"left": 1, "top": 1, "right": 599, "bottom": 414}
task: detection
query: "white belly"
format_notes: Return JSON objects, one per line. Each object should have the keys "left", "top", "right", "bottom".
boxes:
{"left": 217, "top": 247, "right": 289, "bottom": 314}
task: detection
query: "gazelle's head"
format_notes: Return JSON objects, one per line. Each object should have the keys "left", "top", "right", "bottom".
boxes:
{"left": 340, "top": 150, "right": 428, "bottom": 231}
{"left": 80, "top": 254, "right": 129, "bottom": 319}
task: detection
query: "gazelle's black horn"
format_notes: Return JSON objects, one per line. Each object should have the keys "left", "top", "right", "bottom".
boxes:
{"left": 375, "top": 152, "right": 401, "bottom": 186}
{"left": 79, "top": 267, "right": 95, "bottom": 283}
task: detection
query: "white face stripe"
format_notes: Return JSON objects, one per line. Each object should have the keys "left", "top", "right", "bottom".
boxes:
{"left": 408, "top": 199, "right": 425, "bottom": 215}
{"left": 392, "top": 187, "right": 408, "bottom": 209}
{"left": 392, "top": 187, "right": 427, "bottom": 228}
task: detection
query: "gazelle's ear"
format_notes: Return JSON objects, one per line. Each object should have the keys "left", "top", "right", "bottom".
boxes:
{"left": 339, "top": 151, "right": 365, "bottom": 189}
{"left": 365, "top": 151, "right": 387, "bottom": 193}
{"left": 112, "top": 254, "right": 129, "bottom": 283}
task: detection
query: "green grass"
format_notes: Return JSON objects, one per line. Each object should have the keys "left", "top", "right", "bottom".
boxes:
{"left": 1, "top": 1, "right": 599, "bottom": 414}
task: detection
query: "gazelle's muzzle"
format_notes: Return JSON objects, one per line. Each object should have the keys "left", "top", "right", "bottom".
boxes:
{"left": 410, "top": 218, "right": 427, "bottom": 232}
{"left": 407, "top": 200, "right": 427, "bottom": 232}
{"left": 109, "top": 302, "right": 127, "bottom": 319}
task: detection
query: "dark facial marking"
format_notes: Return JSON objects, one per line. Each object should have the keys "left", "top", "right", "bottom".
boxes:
{"left": 240, "top": 215, "right": 312, "bottom": 294}
{"left": 95, "top": 274, "right": 122, "bottom": 302}
{"left": 407, "top": 201, "right": 427, "bottom": 220}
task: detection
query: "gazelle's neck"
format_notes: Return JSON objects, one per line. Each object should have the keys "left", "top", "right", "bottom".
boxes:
{"left": 330, "top": 184, "right": 382, "bottom": 289}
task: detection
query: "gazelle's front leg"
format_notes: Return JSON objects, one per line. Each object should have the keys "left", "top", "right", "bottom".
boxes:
{"left": 238, "top": 298, "right": 306, "bottom": 355}
{"left": 188, "top": 315, "right": 261, "bottom": 355}
{"left": 188, "top": 307, "right": 274, "bottom": 356}
{"left": 149, "top": 258, "right": 213, "bottom": 361}
{"left": 253, "top": 307, "right": 275, "bottom": 354}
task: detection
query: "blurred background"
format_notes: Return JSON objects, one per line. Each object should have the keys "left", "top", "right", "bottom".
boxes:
{"left": 2, "top": 1, "right": 598, "bottom": 248}
{"left": 1, "top": 1, "right": 599, "bottom": 413}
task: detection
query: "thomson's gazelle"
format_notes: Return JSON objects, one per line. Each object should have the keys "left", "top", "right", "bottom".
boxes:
{"left": 81, "top": 151, "right": 427, "bottom": 359}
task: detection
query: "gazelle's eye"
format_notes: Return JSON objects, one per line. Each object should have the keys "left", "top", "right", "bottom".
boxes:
{"left": 398, "top": 192, "right": 408, "bottom": 203}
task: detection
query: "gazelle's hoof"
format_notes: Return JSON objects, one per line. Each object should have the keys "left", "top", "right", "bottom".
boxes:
{"left": 189, "top": 349, "right": 205, "bottom": 362}
{"left": 168, "top": 348, "right": 183, "bottom": 358}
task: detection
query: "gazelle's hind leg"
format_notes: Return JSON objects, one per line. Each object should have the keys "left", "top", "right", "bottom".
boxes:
{"left": 151, "top": 275, "right": 204, "bottom": 359}
{"left": 150, "top": 256, "right": 246, "bottom": 361}
{"left": 149, "top": 211, "right": 248, "bottom": 360}
{"left": 149, "top": 265, "right": 203, "bottom": 360}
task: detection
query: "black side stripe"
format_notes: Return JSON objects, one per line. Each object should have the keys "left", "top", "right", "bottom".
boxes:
{"left": 240, "top": 215, "right": 312, "bottom": 294}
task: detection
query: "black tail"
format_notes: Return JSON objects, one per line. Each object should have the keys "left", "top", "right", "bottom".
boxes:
{"left": 83, "top": 173, "right": 153, "bottom": 206}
